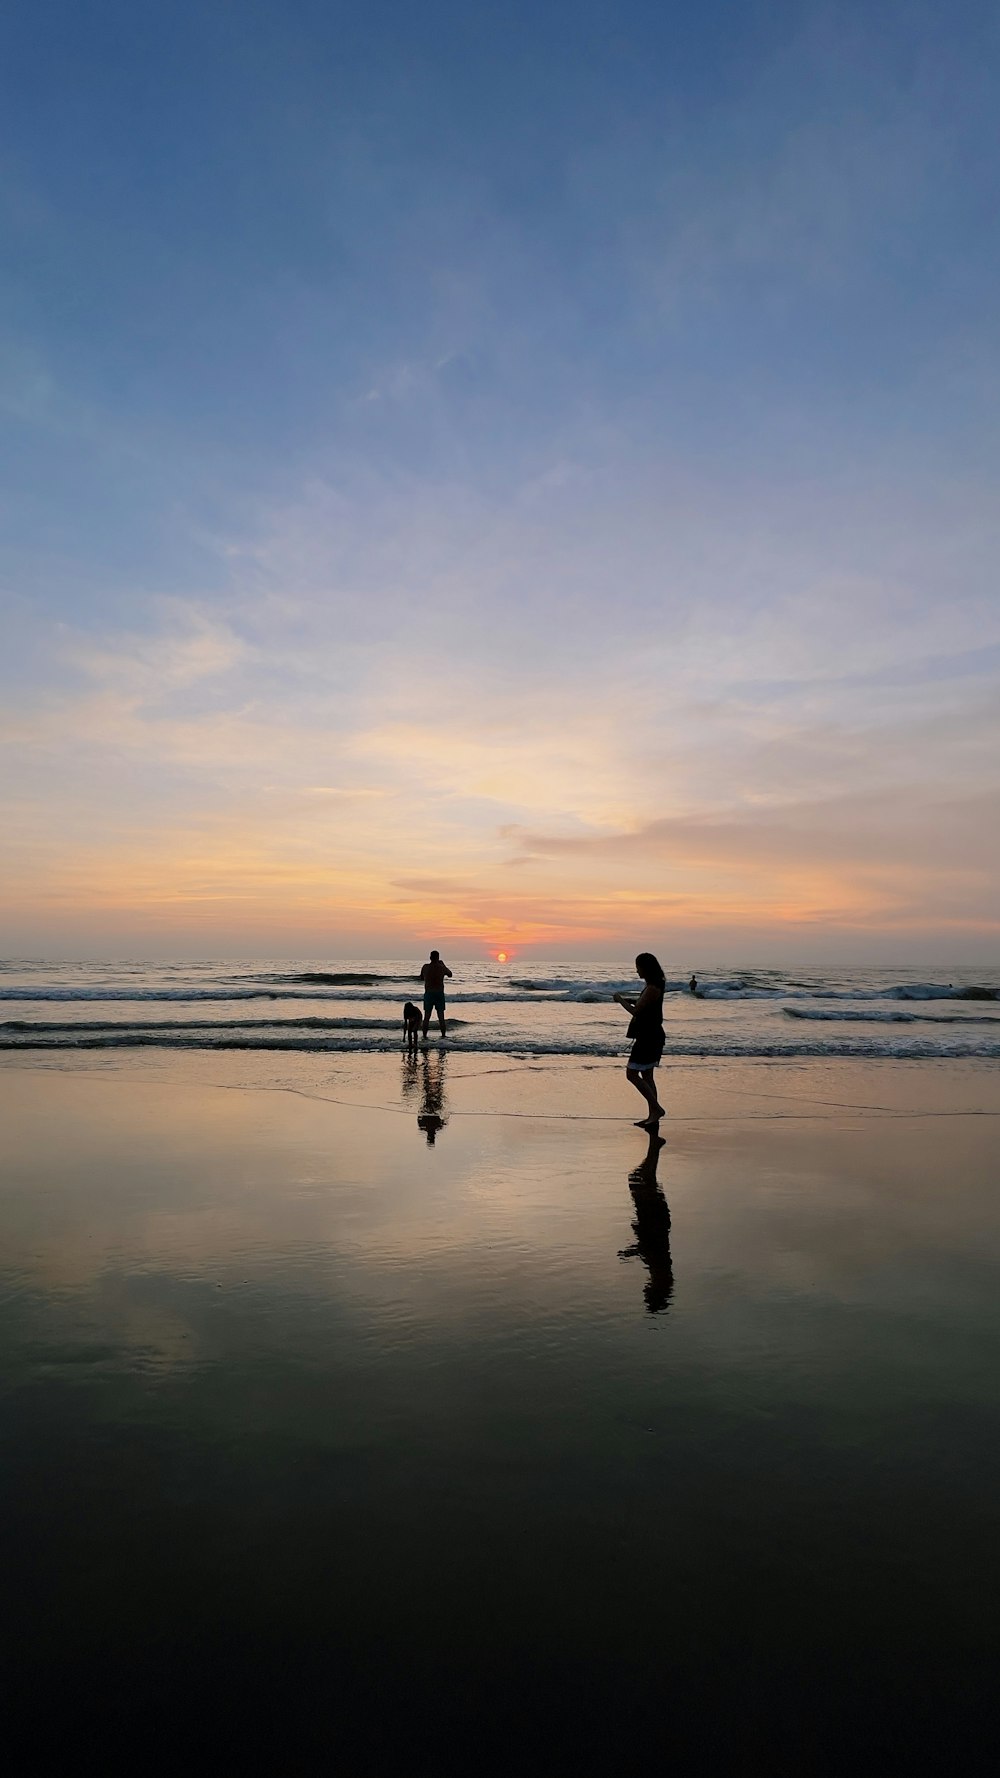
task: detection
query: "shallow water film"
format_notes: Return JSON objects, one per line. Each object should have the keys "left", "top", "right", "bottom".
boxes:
{"left": 2, "top": 1057, "right": 999, "bottom": 1773}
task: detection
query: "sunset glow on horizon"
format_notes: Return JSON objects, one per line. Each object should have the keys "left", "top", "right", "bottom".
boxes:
{"left": 2, "top": 2, "right": 999, "bottom": 963}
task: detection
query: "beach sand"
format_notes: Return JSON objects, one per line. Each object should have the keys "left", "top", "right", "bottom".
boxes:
{"left": 2, "top": 1050, "right": 999, "bottom": 1771}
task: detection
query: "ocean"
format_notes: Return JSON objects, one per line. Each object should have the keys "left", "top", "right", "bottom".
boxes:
{"left": 2, "top": 957, "right": 998, "bottom": 1060}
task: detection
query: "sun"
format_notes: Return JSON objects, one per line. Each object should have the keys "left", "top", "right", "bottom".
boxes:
{"left": 496, "top": 950, "right": 508, "bottom": 964}
{"left": 489, "top": 947, "right": 514, "bottom": 964}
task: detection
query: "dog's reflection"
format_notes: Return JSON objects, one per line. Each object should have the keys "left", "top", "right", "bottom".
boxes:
{"left": 619, "top": 1128, "right": 673, "bottom": 1313}
{"left": 402, "top": 1048, "right": 450, "bottom": 1145}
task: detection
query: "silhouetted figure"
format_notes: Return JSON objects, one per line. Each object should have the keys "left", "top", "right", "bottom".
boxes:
{"left": 418, "top": 949, "right": 453, "bottom": 1041}
{"left": 402, "top": 1001, "right": 422, "bottom": 1049}
{"left": 689, "top": 974, "right": 697, "bottom": 994}
{"left": 619, "top": 1128, "right": 673, "bottom": 1314}
{"left": 614, "top": 952, "right": 666, "bottom": 1126}
{"left": 402, "top": 1047, "right": 450, "bottom": 1146}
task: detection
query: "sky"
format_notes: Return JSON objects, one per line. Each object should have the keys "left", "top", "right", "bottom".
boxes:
{"left": 1, "top": 0, "right": 998, "bottom": 962}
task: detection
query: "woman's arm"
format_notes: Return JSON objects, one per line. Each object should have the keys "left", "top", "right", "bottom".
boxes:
{"left": 616, "top": 985, "right": 657, "bottom": 1014}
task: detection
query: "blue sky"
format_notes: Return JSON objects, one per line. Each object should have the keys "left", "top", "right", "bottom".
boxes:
{"left": 2, "top": 0, "right": 998, "bottom": 958}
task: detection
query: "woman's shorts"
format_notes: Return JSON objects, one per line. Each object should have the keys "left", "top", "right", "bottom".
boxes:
{"left": 627, "top": 1037, "right": 664, "bottom": 1074}
{"left": 423, "top": 990, "right": 447, "bottom": 1016}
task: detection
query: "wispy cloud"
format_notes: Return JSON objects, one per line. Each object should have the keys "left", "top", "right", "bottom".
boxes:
{"left": 2, "top": 3, "right": 999, "bottom": 956}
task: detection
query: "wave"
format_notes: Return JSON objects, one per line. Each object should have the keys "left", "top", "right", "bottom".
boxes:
{"left": 696, "top": 987, "right": 789, "bottom": 999}
{"left": 699, "top": 982, "right": 1000, "bottom": 1003}
{"left": 784, "top": 1008, "right": 1000, "bottom": 1025}
{"left": 2, "top": 1031, "right": 998, "bottom": 1060}
{"left": 256, "top": 971, "right": 412, "bottom": 986}
{"left": 812, "top": 983, "right": 998, "bottom": 1003}
{"left": 510, "top": 976, "right": 631, "bottom": 995}
{"left": 509, "top": 977, "right": 689, "bottom": 1001}
{"left": 0, "top": 1016, "right": 471, "bottom": 1035}
{"left": 0, "top": 986, "right": 610, "bottom": 1006}
{"left": 889, "top": 984, "right": 999, "bottom": 1002}
{"left": 2, "top": 975, "right": 997, "bottom": 1011}
{"left": 0, "top": 987, "right": 345, "bottom": 1003}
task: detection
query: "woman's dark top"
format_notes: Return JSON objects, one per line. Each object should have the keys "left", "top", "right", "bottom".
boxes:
{"left": 627, "top": 986, "right": 665, "bottom": 1065}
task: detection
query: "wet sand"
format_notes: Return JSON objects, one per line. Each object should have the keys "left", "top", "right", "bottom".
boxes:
{"left": 2, "top": 1052, "right": 999, "bottom": 1772}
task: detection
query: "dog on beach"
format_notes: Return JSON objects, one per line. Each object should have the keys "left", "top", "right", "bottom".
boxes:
{"left": 403, "top": 1001, "right": 423, "bottom": 1048}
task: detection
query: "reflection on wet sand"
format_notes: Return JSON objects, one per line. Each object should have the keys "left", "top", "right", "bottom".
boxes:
{"left": 619, "top": 1129, "right": 673, "bottom": 1313}
{"left": 402, "top": 1049, "right": 450, "bottom": 1145}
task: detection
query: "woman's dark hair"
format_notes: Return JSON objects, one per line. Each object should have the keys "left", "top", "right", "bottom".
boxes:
{"left": 635, "top": 952, "right": 666, "bottom": 990}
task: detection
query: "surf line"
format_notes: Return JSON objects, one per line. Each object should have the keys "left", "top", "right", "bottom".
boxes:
{"left": 7, "top": 1062, "right": 999, "bottom": 1123}
{"left": 237, "top": 1084, "right": 1000, "bottom": 1123}
{"left": 205, "top": 1083, "right": 952, "bottom": 1124}
{"left": 706, "top": 1081, "right": 993, "bottom": 1116}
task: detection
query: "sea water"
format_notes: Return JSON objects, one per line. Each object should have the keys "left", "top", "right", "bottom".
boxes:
{"left": 1, "top": 957, "right": 998, "bottom": 1059}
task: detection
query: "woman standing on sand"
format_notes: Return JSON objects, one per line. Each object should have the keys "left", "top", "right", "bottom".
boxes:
{"left": 614, "top": 953, "right": 667, "bottom": 1126}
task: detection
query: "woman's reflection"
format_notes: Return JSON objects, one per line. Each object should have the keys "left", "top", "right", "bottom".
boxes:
{"left": 618, "top": 1129, "right": 673, "bottom": 1313}
{"left": 402, "top": 1047, "right": 450, "bottom": 1145}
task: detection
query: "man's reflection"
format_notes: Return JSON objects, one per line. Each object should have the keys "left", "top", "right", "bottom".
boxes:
{"left": 402, "top": 1047, "right": 450, "bottom": 1145}
{"left": 618, "top": 1129, "right": 673, "bottom": 1313}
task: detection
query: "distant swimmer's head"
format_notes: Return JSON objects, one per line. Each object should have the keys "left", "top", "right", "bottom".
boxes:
{"left": 636, "top": 952, "right": 666, "bottom": 991}
{"left": 430, "top": 949, "right": 440, "bottom": 961}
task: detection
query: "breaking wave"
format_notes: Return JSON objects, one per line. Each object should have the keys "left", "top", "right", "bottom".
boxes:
{"left": 699, "top": 982, "right": 1000, "bottom": 1002}
{"left": 0, "top": 987, "right": 335, "bottom": 1003}
{"left": 0, "top": 1016, "right": 472, "bottom": 1036}
{"left": 3, "top": 977, "right": 996, "bottom": 1007}
{"left": 0, "top": 987, "right": 599, "bottom": 1005}
{"left": 257, "top": 971, "right": 412, "bottom": 986}
{"left": 784, "top": 1007, "right": 1000, "bottom": 1025}
{"left": 2, "top": 963, "right": 997, "bottom": 1064}
{"left": 2, "top": 1026, "right": 998, "bottom": 1060}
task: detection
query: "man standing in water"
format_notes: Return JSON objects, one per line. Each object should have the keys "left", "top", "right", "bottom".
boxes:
{"left": 419, "top": 949, "right": 453, "bottom": 1041}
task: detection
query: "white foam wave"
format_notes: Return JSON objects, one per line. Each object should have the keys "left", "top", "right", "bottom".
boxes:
{"left": 0, "top": 1016, "right": 471, "bottom": 1035}
{"left": 509, "top": 977, "right": 652, "bottom": 998}
{"left": 0, "top": 987, "right": 330, "bottom": 1003}
{"left": 5, "top": 974, "right": 995, "bottom": 1010}
{"left": 0, "top": 986, "right": 619, "bottom": 1006}
{"left": 2, "top": 1031, "right": 998, "bottom": 1060}
{"left": 699, "top": 982, "right": 999, "bottom": 1003}
{"left": 802, "top": 984, "right": 998, "bottom": 1003}
{"left": 785, "top": 1007, "right": 1000, "bottom": 1025}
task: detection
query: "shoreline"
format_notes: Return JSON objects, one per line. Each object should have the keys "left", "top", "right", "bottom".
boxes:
{"left": 3, "top": 1046, "right": 998, "bottom": 1123}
